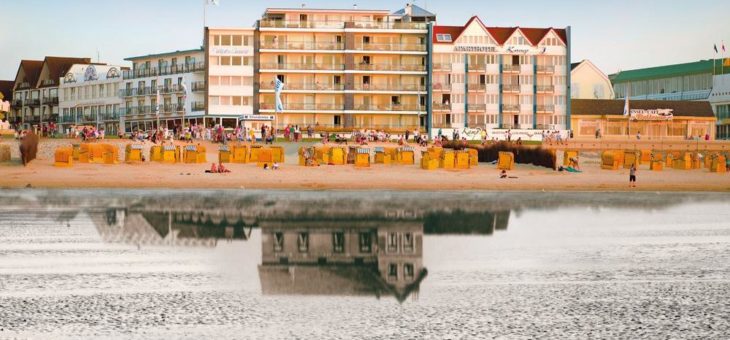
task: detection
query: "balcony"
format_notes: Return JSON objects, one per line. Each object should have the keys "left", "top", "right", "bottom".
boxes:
{"left": 259, "top": 82, "right": 344, "bottom": 91}
{"left": 468, "top": 83, "right": 486, "bottom": 91}
{"left": 353, "top": 63, "right": 426, "bottom": 72}
{"left": 160, "top": 84, "right": 185, "bottom": 94}
{"left": 502, "top": 84, "right": 520, "bottom": 93}
{"left": 259, "top": 20, "right": 345, "bottom": 29}
{"left": 16, "top": 82, "right": 31, "bottom": 90}
{"left": 192, "top": 102, "right": 205, "bottom": 111}
{"left": 348, "top": 21, "right": 427, "bottom": 30}
{"left": 260, "top": 41, "right": 343, "bottom": 50}
{"left": 27, "top": 98, "right": 40, "bottom": 107}
{"left": 42, "top": 96, "right": 59, "bottom": 105}
{"left": 537, "top": 65, "right": 555, "bottom": 74}
{"left": 537, "top": 85, "right": 555, "bottom": 93}
{"left": 259, "top": 63, "right": 345, "bottom": 71}
{"left": 60, "top": 115, "right": 76, "bottom": 123}
{"left": 433, "top": 63, "right": 452, "bottom": 72}
{"left": 123, "top": 62, "right": 205, "bottom": 80}
{"left": 12, "top": 99, "right": 23, "bottom": 108}
{"left": 432, "top": 83, "right": 451, "bottom": 91}
{"left": 191, "top": 81, "right": 206, "bottom": 92}
{"left": 259, "top": 103, "right": 344, "bottom": 110}
{"left": 537, "top": 105, "right": 555, "bottom": 113}
{"left": 500, "top": 123, "right": 515, "bottom": 129}
{"left": 40, "top": 79, "right": 57, "bottom": 87}
{"left": 352, "top": 83, "right": 424, "bottom": 92}
{"left": 502, "top": 64, "right": 520, "bottom": 73}
{"left": 432, "top": 103, "right": 451, "bottom": 111}
{"left": 468, "top": 64, "right": 487, "bottom": 71}
{"left": 355, "top": 43, "right": 426, "bottom": 52}
{"left": 501, "top": 104, "right": 520, "bottom": 113}
{"left": 467, "top": 104, "right": 487, "bottom": 112}
{"left": 354, "top": 104, "right": 423, "bottom": 111}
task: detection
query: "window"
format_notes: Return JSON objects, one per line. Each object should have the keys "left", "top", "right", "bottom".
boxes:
{"left": 221, "top": 56, "right": 231, "bottom": 66}
{"left": 387, "top": 232, "right": 398, "bottom": 252}
{"left": 232, "top": 56, "right": 242, "bottom": 65}
{"left": 232, "top": 35, "right": 242, "bottom": 46}
{"left": 332, "top": 232, "right": 344, "bottom": 253}
{"left": 359, "top": 232, "right": 372, "bottom": 253}
{"left": 221, "top": 35, "right": 231, "bottom": 46}
{"left": 388, "top": 264, "right": 398, "bottom": 279}
{"left": 273, "top": 232, "right": 283, "bottom": 251}
{"left": 298, "top": 232, "right": 309, "bottom": 252}
{"left": 404, "top": 264, "right": 414, "bottom": 279}
{"left": 403, "top": 233, "right": 414, "bottom": 252}
{"left": 232, "top": 96, "right": 241, "bottom": 106}
{"left": 436, "top": 33, "right": 452, "bottom": 42}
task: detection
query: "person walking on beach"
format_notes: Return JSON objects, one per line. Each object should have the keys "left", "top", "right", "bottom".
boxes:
{"left": 629, "top": 164, "right": 637, "bottom": 188}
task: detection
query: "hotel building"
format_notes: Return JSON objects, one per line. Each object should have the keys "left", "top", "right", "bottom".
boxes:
{"left": 431, "top": 17, "right": 570, "bottom": 136}
{"left": 204, "top": 27, "right": 256, "bottom": 128}
{"left": 58, "top": 64, "right": 125, "bottom": 135}
{"left": 11, "top": 57, "right": 91, "bottom": 131}
{"left": 120, "top": 49, "right": 206, "bottom": 133}
{"left": 256, "top": 4, "right": 434, "bottom": 132}
{"left": 710, "top": 72, "right": 730, "bottom": 139}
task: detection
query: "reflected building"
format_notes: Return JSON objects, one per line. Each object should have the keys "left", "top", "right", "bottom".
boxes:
{"left": 259, "top": 220, "right": 427, "bottom": 303}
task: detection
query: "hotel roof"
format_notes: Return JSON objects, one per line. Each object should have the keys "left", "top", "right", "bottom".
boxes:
{"left": 264, "top": 8, "right": 389, "bottom": 14}
{"left": 14, "top": 60, "right": 43, "bottom": 89}
{"left": 433, "top": 16, "right": 567, "bottom": 45}
{"left": 572, "top": 99, "right": 715, "bottom": 118}
{"left": 125, "top": 48, "right": 203, "bottom": 61}
{"left": 39, "top": 56, "right": 92, "bottom": 88}
{"left": 391, "top": 4, "right": 435, "bottom": 17}
{"left": 609, "top": 59, "right": 724, "bottom": 83}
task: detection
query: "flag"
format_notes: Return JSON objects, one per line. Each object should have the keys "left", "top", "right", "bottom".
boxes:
{"left": 274, "top": 77, "right": 285, "bottom": 113}
{"left": 714, "top": 44, "right": 718, "bottom": 53}
{"left": 723, "top": 41, "right": 726, "bottom": 52}
{"left": 623, "top": 83, "right": 630, "bottom": 116}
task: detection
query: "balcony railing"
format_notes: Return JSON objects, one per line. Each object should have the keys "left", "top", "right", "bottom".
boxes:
{"left": 259, "top": 20, "right": 345, "bottom": 29}
{"left": 468, "top": 83, "right": 487, "bottom": 91}
{"left": 349, "top": 21, "right": 427, "bottom": 30}
{"left": 260, "top": 41, "right": 344, "bottom": 50}
{"left": 502, "top": 84, "right": 520, "bottom": 93}
{"left": 537, "top": 65, "right": 555, "bottom": 73}
{"left": 468, "top": 64, "right": 487, "bottom": 71}
{"left": 259, "top": 82, "right": 344, "bottom": 91}
{"left": 191, "top": 81, "right": 206, "bottom": 92}
{"left": 41, "top": 79, "right": 57, "bottom": 87}
{"left": 355, "top": 43, "right": 426, "bottom": 52}
{"left": 501, "top": 104, "right": 520, "bottom": 112}
{"left": 260, "top": 103, "right": 344, "bottom": 110}
{"left": 502, "top": 64, "right": 520, "bottom": 73}
{"left": 433, "top": 63, "right": 452, "bottom": 72}
{"left": 432, "top": 103, "right": 451, "bottom": 111}
{"left": 352, "top": 83, "right": 424, "bottom": 91}
{"left": 42, "top": 96, "right": 59, "bottom": 105}
{"left": 123, "top": 62, "right": 205, "bottom": 80}
{"left": 259, "top": 63, "right": 345, "bottom": 71}
{"left": 467, "top": 104, "right": 487, "bottom": 112}
{"left": 16, "top": 82, "right": 31, "bottom": 90}
{"left": 537, "top": 105, "right": 555, "bottom": 113}
{"left": 192, "top": 102, "right": 205, "bottom": 111}
{"left": 500, "top": 123, "right": 515, "bottom": 129}
{"left": 12, "top": 99, "right": 23, "bottom": 108}
{"left": 537, "top": 85, "right": 555, "bottom": 93}
{"left": 160, "top": 84, "right": 185, "bottom": 94}
{"left": 353, "top": 63, "right": 426, "bottom": 72}
{"left": 432, "top": 83, "right": 451, "bottom": 91}
{"left": 27, "top": 98, "right": 40, "bottom": 106}
{"left": 354, "top": 104, "right": 423, "bottom": 111}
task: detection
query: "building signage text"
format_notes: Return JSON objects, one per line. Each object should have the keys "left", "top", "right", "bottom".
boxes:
{"left": 211, "top": 47, "right": 251, "bottom": 55}
{"left": 241, "top": 114, "right": 274, "bottom": 121}
{"left": 629, "top": 109, "right": 674, "bottom": 121}
{"left": 454, "top": 46, "right": 496, "bottom": 53}
{"left": 452, "top": 45, "right": 547, "bottom": 55}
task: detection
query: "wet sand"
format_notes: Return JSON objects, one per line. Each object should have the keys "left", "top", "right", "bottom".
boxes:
{"left": 1, "top": 138, "right": 729, "bottom": 191}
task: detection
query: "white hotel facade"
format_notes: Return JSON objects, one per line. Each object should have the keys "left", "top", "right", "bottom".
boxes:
{"left": 431, "top": 16, "right": 571, "bottom": 138}
{"left": 59, "top": 64, "right": 124, "bottom": 135}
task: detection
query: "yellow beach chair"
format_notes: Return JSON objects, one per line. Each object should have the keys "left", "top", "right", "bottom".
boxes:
{"left": 497, "top": 151, "right": 514, "bottom": 170}
{"left": 125, "top": 144, "right": 143, "bottom": 163}
{"left": 54, "top": 147, "right": 73, "bottom": 167}
{"left": 355, "top": 148, "right": 370, "bottom": 167}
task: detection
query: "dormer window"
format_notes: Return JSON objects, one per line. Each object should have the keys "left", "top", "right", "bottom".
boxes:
{"left": 436, "top": 33, "right": 452, "bottom": 42}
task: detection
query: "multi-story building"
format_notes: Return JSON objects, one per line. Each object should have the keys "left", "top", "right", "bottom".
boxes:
{"left": 256, "top": 4, "right": 434, "bottom": 132}
{"left": 59, "top": 64, "right": 125, "bottom": 135}
{"left": 610, "top": 59, "right": 730, "bottom": 139}
{"left": 0, "top": 80, "right": 13, "bottom": 123}
{"left": 570, "top": 59, "right": 614, "bottom": 100}
{"left": 9, "top": 60, "right": 43, "bottom": 129}
{"left": 204, "top": 27, "right": 256, "bottom": 129}
{"left": 121, "top": 49, "right": 206, "bottom": 133}
{"left": 431, "top": 16, "right": 570, "bottom": 138}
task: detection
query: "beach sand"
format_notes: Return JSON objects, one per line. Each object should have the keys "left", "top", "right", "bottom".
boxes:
{"left": 1, "top": 138, "right": 729, "bottom": 191}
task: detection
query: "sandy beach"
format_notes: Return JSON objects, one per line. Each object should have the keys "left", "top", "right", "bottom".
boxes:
{"left": 1, "top": 138, "right": 729, "bottom": 191}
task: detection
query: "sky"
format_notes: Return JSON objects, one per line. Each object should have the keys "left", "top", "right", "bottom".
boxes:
{"left": 1, "top": 0, "right": 729, "bottom": 80}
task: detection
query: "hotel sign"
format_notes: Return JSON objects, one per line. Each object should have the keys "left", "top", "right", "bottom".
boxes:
{"left": 454, "top": 46, "right": 496, "bottom": 52}
{"left": 211, "top": 47, "right": 252, "bottom": 55}
{"left": 453, "top": 45, "right": 547, "bottom": 55}
{"left": 629, "top": 109, "right": 673, "bottom": 121}
{"left": 241, "top": 114, "right": 274, "bottom": 121}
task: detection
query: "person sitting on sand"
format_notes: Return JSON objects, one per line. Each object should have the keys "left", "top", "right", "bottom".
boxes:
{"left": 206, "top": 163, "right": 218, "bottom": 173}
{"left": 219, "top": 162, "right": 231, "bottom": 173}
{"left": 500, "top": 170, "right": 508, "bottom": 179}
{"left": 272, "top": 162, "right": 280, "bottom": 170}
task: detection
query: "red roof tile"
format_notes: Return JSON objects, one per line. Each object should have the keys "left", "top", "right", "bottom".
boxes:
{"left": 433, "top": 16, "right": 568, "bottom": 46}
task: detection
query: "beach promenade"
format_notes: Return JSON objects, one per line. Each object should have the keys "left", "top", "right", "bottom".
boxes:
{"left": 1, "top": 138, "right": 729, "bottom": 192}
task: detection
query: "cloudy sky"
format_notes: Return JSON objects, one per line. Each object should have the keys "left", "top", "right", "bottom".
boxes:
{"left": 1, "top": 0, "right": 729, "bottom": 79}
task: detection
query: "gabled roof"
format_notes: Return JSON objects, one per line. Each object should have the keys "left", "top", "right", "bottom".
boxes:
{"left": 38, "top": 56, "right": 92, "bottom": 88}
{"left": 391, "top": 4, "right": 435, "bottom": 17}
{"left": 433, "top": 16, "right": 567, "bottom": 46}
{"left": 610, "top": 59, "right": 720, "bottom": 83}
{"left": 125, "top": 48, "right": 203, "bottom": 61}
{"left": 572, "top": 99, "right": 715, "bottom": 118}
{"left": 486, "top": 27, "right": 519, "bottom": 45}
{"left": 0, "top": 80, "right": 15, "bottom": 101}
{"left": 14, "top": 60, "right": 43, "bottom": 90}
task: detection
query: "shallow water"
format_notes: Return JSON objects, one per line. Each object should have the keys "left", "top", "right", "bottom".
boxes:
{"left": 1, "top": 190, "right": 729, "bottom": 339}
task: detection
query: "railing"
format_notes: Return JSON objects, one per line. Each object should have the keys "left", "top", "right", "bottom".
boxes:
{"left": 192, "top": 102, "right": 205, "bottom": 111}
{"left": 502, "top": 84, "right": 520, "bottom": 92}
{"left": 160, "top": 84, "right": 185, "bottom": 94}
{"left": 258, "top": 63, "right": 345, "bottom": 71}
{"left": 500, "top": 123, "right": 515, "bottom": 129}
{"left": 432, "top": 103, "right": 451, "bottom": 111}
{"left": 537, "top": 65, "right": 555, "bottom": 73}
{"left": 42, "top": 96, "right": 59, "bottom": 105}
{"left": 537, "top": 105, "right": 555, "bottom": 113}
{"left": 41, "top": 79, "right": 56, "bottom": 87}
{"left": 123, "top": 62, "right": 205, "bottom": 80}
{"left": 259, "top": 20, "right": 345, "bottom": 29}
{"left": 260, "top": 41, "right": 344, "bottom": 50}
{"left": 349, "top": 21, "right": 427, "bottom": 30}
{"left": 60, "top": 115, "right": 76, "bottom": 123}
{"left": 191, "top": 81, "right": 206, "bottom": 92}
{"left": 355, "top": 43, "right": 426, "bottom": 52}
{"left": 352, "top": 83, "right": 424, "bottom": 91}
{"left": 352, "top": 63, "right": 426, "bottom": 72}
{"left": 468, "top": 64, "right": 487, "bottom": 71}
{"left": 502, "top": 64, "right": 520, "bottom": 72}
{"left": 468, "top": 83, "right": 486, "bottom": 91}
{"left": 432, "top": 83, "right": 451, "bottom": 91}
{"left": 537, "top": 85, "right": 555, "bottom": 93}
{"left": 27, "top": 98, "right": 40, "bottom": 106}
{"left": 259, "top": 82, "right": 344, "bottom": 91}
{"left": 536, "top": 124, "right": 560, "bottom": 130}
{"left": 12, "top": 99, "right": 23, "bottom": 108}
{"left": 354, "top": 104, "right": 423, "bottom": 111}
{"left": 433, "top": 63, "right": 452, "bottom": 72}
{"left": 260, "top": 103, "right": 344, "bottom": 110}
{"left": 501, "top": 104, "right": 520, "bottom": 112}
{"left": 16, "top": 82, "right": 31, "bottom": 90}
{"left": 468, "top": 104, "right": 487, "bottom": 111}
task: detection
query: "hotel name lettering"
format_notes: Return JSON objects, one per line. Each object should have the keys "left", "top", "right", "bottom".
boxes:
{"left": 454, "top": 46, "right": 497, "bottom": 53}
{"left": 453, "top": 46, "right": 545, "bottom": 54}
